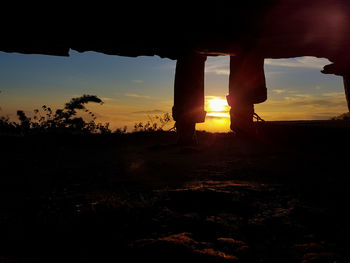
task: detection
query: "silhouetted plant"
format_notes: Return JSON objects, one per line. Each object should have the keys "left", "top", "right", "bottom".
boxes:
{"left": 1, "top": 94, "right": 112, "bottom": 135}
{"left": 133, "top": 113, "right": 172, "bottom": 132}
{"left": 331, "top": 112, "right": 350, "bottom": 120}
{"left": 1, "top": 94, "right": 174, "bottom": 135}
{"left": 17, "top": 110, "right": 31, "bottom": 132}
{"left": 114, "top": 126, "right": 128, "bottom": 134}
{"left": 0, "top": 116, "right": 16, "bottom": 134}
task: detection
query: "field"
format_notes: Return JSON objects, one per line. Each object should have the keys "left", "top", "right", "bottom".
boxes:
{"left": 1, "top": 120, "right": 350, "bottom": 262}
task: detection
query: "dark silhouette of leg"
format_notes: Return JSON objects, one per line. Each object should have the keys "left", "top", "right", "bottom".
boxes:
{"left": 228, "top": 102, "right": 255, "bottom": 134}
{"left": 227, "top": 54, "right": 267, "bottom": 135}
{"left": 172, "top": 53, "right": 206, "bottom": 144}
{"left": 343, "top": 75, "right": 350, "bottom": 111}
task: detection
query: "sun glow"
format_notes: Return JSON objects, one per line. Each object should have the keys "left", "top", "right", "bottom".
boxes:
{"left": 207, "top": 98, "right": 227, "bottom": 112}
{"left": 206, "top": 97, "right": 230, "bottom": 118}
{"left": 208, "top": 112, "right": 230, "bottom": 118}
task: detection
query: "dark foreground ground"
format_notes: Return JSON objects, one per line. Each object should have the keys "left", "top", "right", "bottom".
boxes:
{"left": 1, "top": 120, "right": 350, "bottom": 263}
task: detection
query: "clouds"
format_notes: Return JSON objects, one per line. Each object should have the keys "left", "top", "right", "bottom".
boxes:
{"left": 321, "top": 92, "right": 344, "bottom": 97}
{"left": 262, "top": 55, "right": 345, "bottom": 121}
{"left": 206, "top": 114, "right": 229, "bottom": 119}
{"left": 264, "top": 57, "right": 331, "bottom": 70}
{"left": 132, "top": 79, "right": 144, "bottom": 84}
{"left": 131, "top": 109, "right": 165, "bottom": 114}
{"left": 100, "top": 97, "right": 116, "bottom": 102}
{"left": 291, "top": 92, "right": 345, "bottom": 107}
{"left": 271, "top": 89, "right": 286, "bottom": 94}
{"left": 203, "top": 90, "right": 346, "bottom": 121}
{"left": 268, "top": 90, "right": 345, "bottom": 107}
{"left": 255, "top": 90, "right": 347, "bottom": 121}
{"left": 205, "top": 56, "right": 230, "bottom": 76}
{"left": 124, "top": 93, "right": 151, "bottom": 99}
{"left": 204, "top": 56, "right": 332, "bottom": 78}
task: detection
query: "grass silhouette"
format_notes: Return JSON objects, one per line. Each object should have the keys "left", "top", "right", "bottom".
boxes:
{"left": 0, "top": 94, "right": 172, "bottom": 135}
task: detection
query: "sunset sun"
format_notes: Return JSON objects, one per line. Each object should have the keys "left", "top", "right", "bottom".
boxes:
{"left": 206, "top": 97, "right": 230, "bottom": 118}
{"left": 208, "top": 98, "right": 227, "bottom": 111}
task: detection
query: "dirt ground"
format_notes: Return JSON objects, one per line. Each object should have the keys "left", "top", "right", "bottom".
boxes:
{"left": 1, "top": 121, "right": 350, "bottom": 262}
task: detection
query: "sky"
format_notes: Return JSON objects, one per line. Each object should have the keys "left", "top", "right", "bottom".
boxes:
{"left": 0, "top": 50, "right": 347, "bottom": 132}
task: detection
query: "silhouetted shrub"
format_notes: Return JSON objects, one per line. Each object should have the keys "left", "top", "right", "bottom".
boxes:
{"left": 114, "top": 126, "right": 128, "bottom": 134}
{"left": 133, "top": 113, "right": 173, "bottom": 132}
{"left": 16, "top": 110, "right": 31, "bottom": 133}
{"left": 0, "top": 116, "right": 16, "bottom": 134}
{"left": 330, "top": 112, "right": 350, "bottom": 120}
{"left": 1, "top": 94, "right": 174, "bottom": 135}
{"left": 1, "top": 94, "right": 112, "bottom": 135}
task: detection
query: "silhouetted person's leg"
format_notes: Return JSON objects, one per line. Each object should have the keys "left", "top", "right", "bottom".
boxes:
{"left": 343, "top": 75, "right": 350, "bottom": 111}
{"left": 227, "top": 54, "right": 267, "bottom": 135}
{"left": 172, "top": 53, "right": 206, "bottom": 145}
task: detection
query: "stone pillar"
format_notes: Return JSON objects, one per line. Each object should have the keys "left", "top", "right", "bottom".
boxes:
{"left": 343, "top": 75, "right": 350, "bottom": 111}
{"left": 227, "top": 54, "right": 267, "bottom": 134}
{"left": 172, "top": 52, "right": 207, "bottom": 144}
